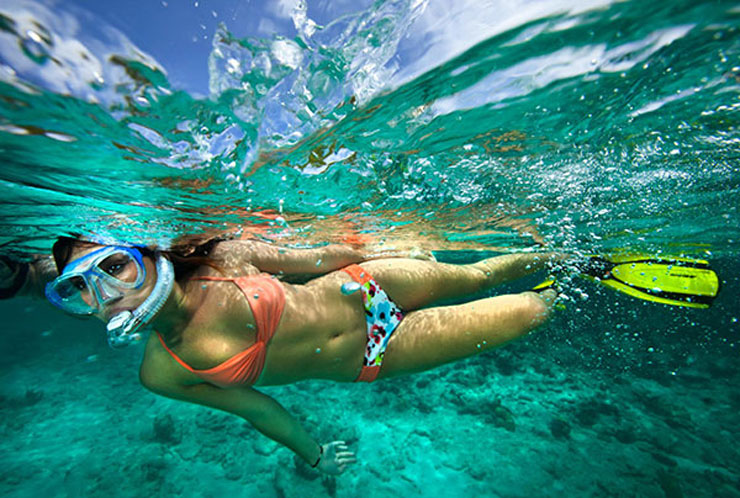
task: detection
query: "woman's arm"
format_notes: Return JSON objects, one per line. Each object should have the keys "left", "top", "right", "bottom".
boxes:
{"left": 141, "top": 377, "right": 355, "bottom": 474}
{"left": 149, "top": 381, "right": 321, "bottom": 464}
{"left": 215, "top": 239, "right": 433, "bottom": 277}
{"left": 0, "top": 255, "right": 57, "bottom": 300}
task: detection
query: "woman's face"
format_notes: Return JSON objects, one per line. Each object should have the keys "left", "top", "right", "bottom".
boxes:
{"left": 65, "top": 243, "right": 158, "bottom": 321}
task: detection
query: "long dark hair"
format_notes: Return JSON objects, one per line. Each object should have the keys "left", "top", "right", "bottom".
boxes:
{"left": 51, "top": 235, "right": 224, "bottom": 281}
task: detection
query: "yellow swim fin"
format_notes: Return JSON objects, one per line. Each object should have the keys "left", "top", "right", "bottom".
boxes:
{"left": 532, "top": 278, "right": 558, "bottom": 293}
{"left": 579, "top": 254, "right": 719, "bottom": 309}
{"left": 531, "top": 278, "right": 567, "bottom": 310}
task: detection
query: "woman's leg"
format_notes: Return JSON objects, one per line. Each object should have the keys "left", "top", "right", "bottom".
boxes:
{"left": 360, "top": 252, "right": 559, "bottom": 310}
{"left": 377, "top": 290, "right": 556, "bottom": 378}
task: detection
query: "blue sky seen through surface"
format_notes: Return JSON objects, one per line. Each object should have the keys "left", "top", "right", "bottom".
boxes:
{"left": 68, "top": 0, "right": 377, "bottom": 95}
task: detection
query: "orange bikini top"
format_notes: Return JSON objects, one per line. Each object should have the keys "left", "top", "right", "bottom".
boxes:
{"left": 156, "top": 275, "right": 285, "bottom": 388}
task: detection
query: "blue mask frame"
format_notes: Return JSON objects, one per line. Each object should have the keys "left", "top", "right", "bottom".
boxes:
{"left": 45, "top": 246, "right": 146, "bottom": 315}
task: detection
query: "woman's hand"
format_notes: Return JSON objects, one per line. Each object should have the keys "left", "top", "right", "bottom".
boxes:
{"left": 315, "top": 441, "right": 357, "bottom": 475}
{"left": 0, "top": 257, "right": 29, "bottom": 299}
{"left": 364, "top": 247, "right": 436, "bottom": 262}
{"left": 0, "top": 256, "right": 57, "bottom": 300}
{"left": 0, "top": 257, "right": 16, "bottom": 282}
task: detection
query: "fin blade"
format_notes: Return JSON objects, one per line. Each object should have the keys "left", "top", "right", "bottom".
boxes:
{"left": 598, "top": 253, "right": 710, "bottom": 267}
{"left": 580, "top": 254, "right": 719, "bottom": 308}
{"left": 611, "top": 263, "right": 719, "bottom": 298}
{"left": 532, "top": 279, "right": 557, "bottom": 292}
{"left": 591, "top": 278, "right": 711, "bottom": 309}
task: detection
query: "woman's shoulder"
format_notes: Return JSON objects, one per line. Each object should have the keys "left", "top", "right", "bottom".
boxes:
{"left": 207, "top": 240, "right": 263, "bottom": 275}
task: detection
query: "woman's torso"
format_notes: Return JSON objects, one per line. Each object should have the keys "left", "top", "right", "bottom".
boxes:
{"left": 144, "top": 261, "right": 369, "bottom": 387}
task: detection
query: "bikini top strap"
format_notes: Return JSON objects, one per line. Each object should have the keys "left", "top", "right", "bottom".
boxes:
{"left": 155, "top": 332, "right": 196, "bottom": 373}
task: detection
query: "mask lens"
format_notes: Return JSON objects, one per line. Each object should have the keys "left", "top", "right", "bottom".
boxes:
{"left": 55, "top": 276, "right": 84, "bottom": 297}
{"left": 97, "top": 252, "right": 139, "bottom": 284}
{"left": 51, "top": 275, "right": 94, "bottom": 312}
{"left": 62, "top": 276, "right": 87, "bottom": 296}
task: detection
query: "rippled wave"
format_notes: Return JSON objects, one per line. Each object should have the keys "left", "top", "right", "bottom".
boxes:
{"left": 0, "top": 0, "right": 738, "bottom": 258}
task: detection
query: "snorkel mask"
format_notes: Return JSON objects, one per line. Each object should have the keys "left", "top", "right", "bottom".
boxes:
{"left": 45, "top": 246, "right": 175, "bottom": 348}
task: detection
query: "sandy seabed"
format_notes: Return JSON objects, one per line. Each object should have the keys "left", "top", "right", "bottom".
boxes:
{"left": 1, "top": 297, "right": 739, "bottom": 498}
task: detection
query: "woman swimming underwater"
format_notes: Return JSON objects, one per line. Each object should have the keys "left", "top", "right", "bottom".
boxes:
{"left": 43, "top": 236, "right": 559, "bottom": 475}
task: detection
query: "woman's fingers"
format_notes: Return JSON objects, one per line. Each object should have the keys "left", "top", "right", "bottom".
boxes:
{"left": 329, "top": 441, "right": 350, "bottom": 452}
{"left": 336, "top": 453, "right": 356, "bottom": 465}
{"left": 327, "top": 440, "right": 356, "bottom": 467}
{"left": 411, "top": 249, "right": 436, "bottom": 261}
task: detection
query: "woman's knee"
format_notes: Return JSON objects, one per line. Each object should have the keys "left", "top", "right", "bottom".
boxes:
{"left": 519, "top": 291, "right": 553, "bottom": 330}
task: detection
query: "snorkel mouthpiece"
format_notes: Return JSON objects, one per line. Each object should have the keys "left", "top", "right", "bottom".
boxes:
{"left": 106, "top": 253, "right": 174, "bottom": 349}
{"left": 107, "top": 310, "right": 141, "bottom": 348}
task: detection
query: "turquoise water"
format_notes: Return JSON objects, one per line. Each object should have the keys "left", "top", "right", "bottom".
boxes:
{"left": 1, "top": 0, "right": 739, "bottom": 496}
{"left": 1, "top": 0, "right": 738, "bottom": 256}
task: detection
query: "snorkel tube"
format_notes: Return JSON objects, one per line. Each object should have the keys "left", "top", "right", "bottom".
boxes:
{"left": 106, "top": 252, "right": 174, "bottom": 349}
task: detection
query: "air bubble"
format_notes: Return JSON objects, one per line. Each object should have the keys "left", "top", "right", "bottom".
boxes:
{"left": 341, "top": 282, "right": 361, "bottom": 295}
{"left": 21, "top": 31, "right": 50, "bottom": 64}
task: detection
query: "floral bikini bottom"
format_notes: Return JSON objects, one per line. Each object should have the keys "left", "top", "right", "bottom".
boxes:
{"left": 342, "top": 264, "right": 404, "bottom": 382}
